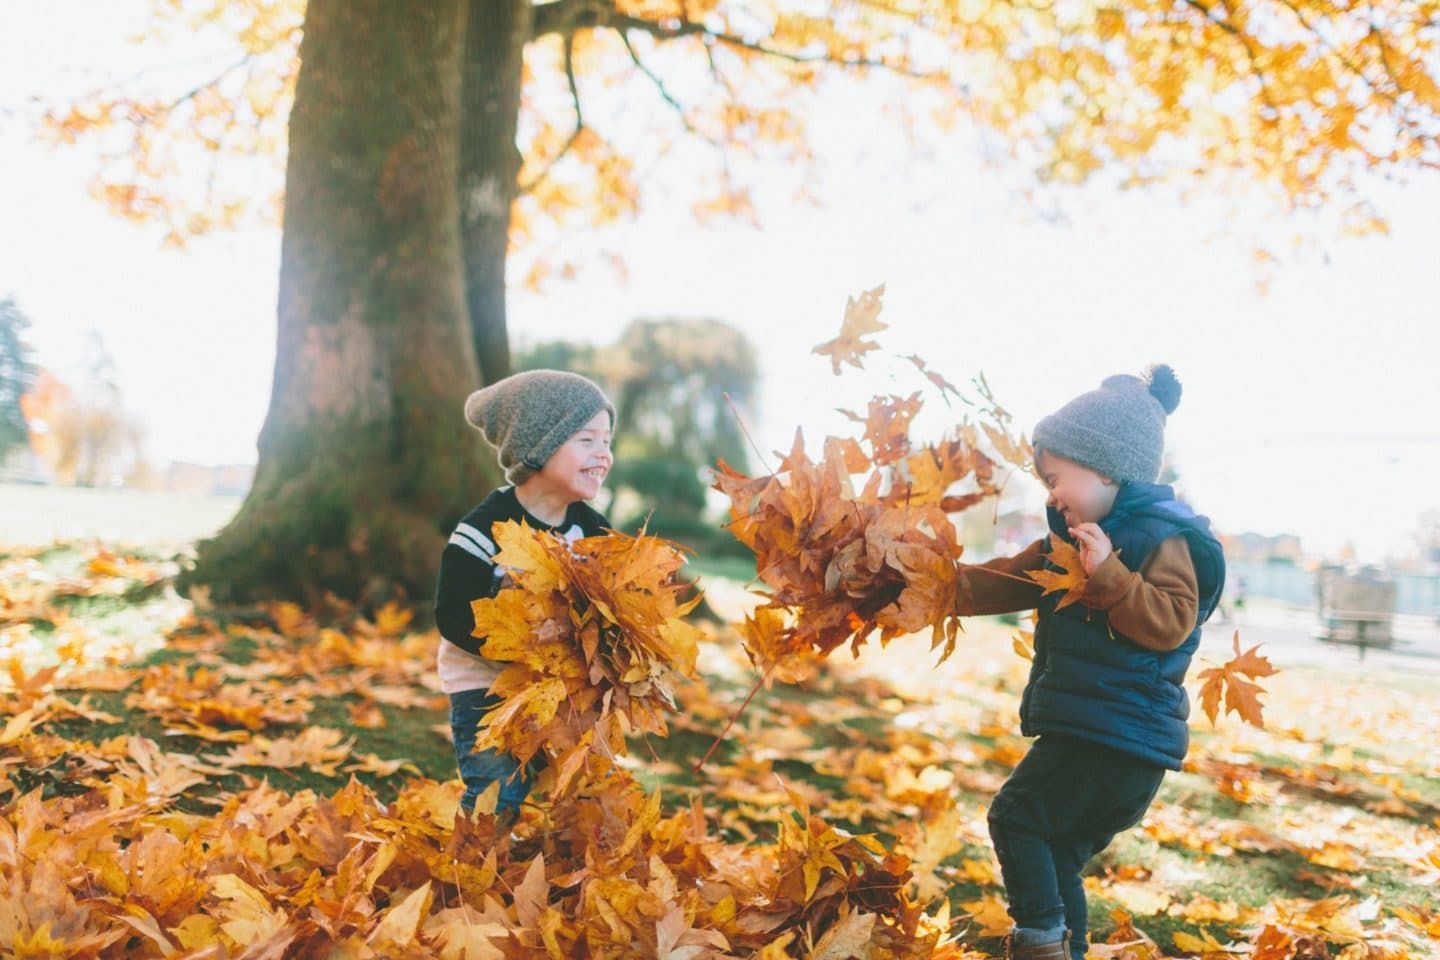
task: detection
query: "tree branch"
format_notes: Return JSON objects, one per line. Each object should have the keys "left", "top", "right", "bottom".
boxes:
{"left": 1268, "top": 0, "right": 1402, "bottom": 108}
{"left": 1190, "top": 0, "right": 1283, "bottom": 122}
{"left": 517, "top": 29, "right": 585, "bottom": 194}
{"left": 618, "top": 29, "right": 715, "bottom": 143}
{"left": 531, "top": 0, "right": 939, "bottom": 81}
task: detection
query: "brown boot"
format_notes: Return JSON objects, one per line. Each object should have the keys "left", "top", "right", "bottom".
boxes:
{"left": 1004, "top": 931, "right": 1071, "bottom": 960}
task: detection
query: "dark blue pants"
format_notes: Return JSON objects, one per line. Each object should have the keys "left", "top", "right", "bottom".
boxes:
{"left": 449, "top": 688, "right": 536, "bottom": 815}
{"left": 987, "top": 734, "right": 1165, "bottom": 960}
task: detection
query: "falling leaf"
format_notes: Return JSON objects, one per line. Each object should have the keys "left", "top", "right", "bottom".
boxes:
{"left": 812, "top": 285, "right": 888, "bottom": 375}
{"left": 1196, "top": 632, "right": 1278, "bottom": 727}
{"left": 904, "top": 353, "right": 963, "bottom": 403}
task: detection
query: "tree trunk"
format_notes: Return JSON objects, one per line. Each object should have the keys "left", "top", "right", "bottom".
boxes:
{"left": 460, "top": 0, "right": 531, "bottom": 385}
{"left": 188, "top": 0, "right": 501, "bottom": 606}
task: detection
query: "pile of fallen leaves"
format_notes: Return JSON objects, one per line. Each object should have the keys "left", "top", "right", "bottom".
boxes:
{"left": 0, "top": 752, "right": 949, "bottom": 958}
{"left": 714, "top": 286, "right": 1032, "bottom": 684}
{"left": 0, "top": 543, "right": 964, "bottom": 958}
{"left": 1, "top": 538, "right": 1434, "bottom": 957}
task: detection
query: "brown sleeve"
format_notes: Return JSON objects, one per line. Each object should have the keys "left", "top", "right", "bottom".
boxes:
{"left": 954, "top": 538, "right": 1047, "bottom": 616}
{"left": 1081, "top": 534, "right": 1199, "bottom": 651}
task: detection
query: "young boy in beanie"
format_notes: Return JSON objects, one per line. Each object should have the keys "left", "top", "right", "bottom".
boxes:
{"left": 953, "top": 365, "right": 1225, "bottom": 960}
{"left": 434, "top": 369, "right": 615, "bottom": 818}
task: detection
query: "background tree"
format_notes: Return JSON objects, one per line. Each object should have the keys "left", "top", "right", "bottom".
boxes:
{"left": 37, "top": 0, "right": 1440, "bottom": 601}
{"left": 518, "top": 317, "right": 759, "bottom": 552}
{"left": 0, "top": 297, "right": 38, "bottom": 464}
{"left": 19, "top": 342, "right": 147, "bottom": 490}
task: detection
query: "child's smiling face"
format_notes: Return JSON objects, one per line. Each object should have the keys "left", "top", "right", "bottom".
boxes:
{"left": 536, "top": 409, "right": 613, "bottom": 502}
{"left": 1035, "top": 448, "right": 1119, "bottom": 527}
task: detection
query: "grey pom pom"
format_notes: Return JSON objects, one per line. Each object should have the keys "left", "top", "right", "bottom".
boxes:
{"left": 1145, "top": 364, "right": 1181, "bottom": 415}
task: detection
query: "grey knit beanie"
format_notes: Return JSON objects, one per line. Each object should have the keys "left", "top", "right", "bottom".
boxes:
{"left": 464, "top": 370, "right": 615, "bottom": 485}
{"left": 1032, "top": 364, "right": 1182, "bottom": 483}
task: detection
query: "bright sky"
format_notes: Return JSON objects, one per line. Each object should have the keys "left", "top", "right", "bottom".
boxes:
{"left": 3, "top": 0, "right": 1439, "bottom": 563}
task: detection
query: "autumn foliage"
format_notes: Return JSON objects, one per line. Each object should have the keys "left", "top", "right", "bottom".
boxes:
{"left": 37, "top": 0, "right": 1440, "bottom": 250}
{"left": 467, "top": 520, "right": 705, "bottom": 794}
{"left": 9, "top": 290, "right": 1433, "bottom": 960}
{"left": 714, "top": 287, "right": 1031, "bottom": 686}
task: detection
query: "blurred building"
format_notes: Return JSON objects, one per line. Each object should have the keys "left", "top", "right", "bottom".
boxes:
{"left": 159, "top": 462, "right": 254, "bottom": 497}
{"left": 0, "top": 445, "right": 50, "bottom": 483}
{"left": 1221, "top": 531, "right": 1304, "bottom": 565}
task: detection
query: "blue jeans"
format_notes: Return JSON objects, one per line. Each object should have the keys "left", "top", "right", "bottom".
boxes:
{"left": 449, "top": 688, "right": 535, "bottom": 815}
{"left": 987, "top": 734, "right": 1165, "bottom": 960}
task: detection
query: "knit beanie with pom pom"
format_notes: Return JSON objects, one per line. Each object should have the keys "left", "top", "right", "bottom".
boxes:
{"left": 1032, "top": 364, "right": 1182, "bottom": 484}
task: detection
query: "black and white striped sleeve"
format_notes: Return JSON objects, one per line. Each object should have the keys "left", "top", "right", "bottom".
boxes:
{"left": 447, "top": 520, "right": 498, "bottom": 562}
{"left": 433, "top": 519, "right": 501, "bottom": 656}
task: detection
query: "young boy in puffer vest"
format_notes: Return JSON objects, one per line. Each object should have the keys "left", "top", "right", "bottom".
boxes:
{"left": 952, "top": 365, "right": 1225, "bottom": 960}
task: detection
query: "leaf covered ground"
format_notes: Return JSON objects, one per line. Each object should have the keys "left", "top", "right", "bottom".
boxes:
{"left": 2, "top": 540, "right": 1437, "bottom": 958}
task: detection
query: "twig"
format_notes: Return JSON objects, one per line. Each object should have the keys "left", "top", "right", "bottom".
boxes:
{"left": 693, "top": 670, "right": 767, "bottom": 772}
{"left": 518, "top": 31, "right": 585, "bottom": 194}
{"left": 723, "top": 391, "right": 776, "bottom": 476}
{"left": 619, "top": 30, "right": 719, "bottom": 145}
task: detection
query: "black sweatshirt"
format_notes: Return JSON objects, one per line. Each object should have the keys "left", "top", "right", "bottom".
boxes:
{"left": 433, "top": 485, "right": 609, "bottom": 669}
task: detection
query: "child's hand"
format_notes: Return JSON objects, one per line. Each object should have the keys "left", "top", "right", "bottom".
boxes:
{"left": 1068, "top": 523, "right": 1113, "bottom": 575}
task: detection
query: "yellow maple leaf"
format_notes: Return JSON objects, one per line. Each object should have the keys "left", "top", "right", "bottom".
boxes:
{"left": 473, "top": 677, "right": 568, "bottom": 764}
{"left": 1025, "top": 536, "right": 1089, "bottom": 609}
{"left": 490, "top": 520, "right": 568, "bottom": 594}
{"left": 1173, "top": 927, "right": 1245, "bottom": 955}
{"left": 371, "top": 600, "right": 413, "bottom": 636}
{"left": 210, "top": 873, "right": 288, "bottom": 945}
{"left": 960, "top": 893, "right": 1013, "bottom": 938}
{"left": 810, "top": 906, "right": 877, "bottom": 960}
{"left": 368, "top": 880, "right": 433, "bottom": 948}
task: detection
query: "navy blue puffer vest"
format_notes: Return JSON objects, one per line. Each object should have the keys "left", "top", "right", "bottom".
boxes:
{"left": 1019, "top": 481, "right": 1226, "bottom": 770}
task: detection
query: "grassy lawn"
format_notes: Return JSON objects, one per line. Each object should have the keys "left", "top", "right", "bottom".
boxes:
{"left": 1, "top": 492, "right": 1437, "bottom": 957}
{"left": 0, "top": 481, "right": 241, "bottom": 546}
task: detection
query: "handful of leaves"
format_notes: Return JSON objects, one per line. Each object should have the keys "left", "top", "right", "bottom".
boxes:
{"left": 713, "top": 287, "right": 1031, "bottom": 683}
{"left": 469, "top": 520, "right": 704, "bottom": 799}
{"left": 713, "top": 428, "right": 993, "bottom": 678}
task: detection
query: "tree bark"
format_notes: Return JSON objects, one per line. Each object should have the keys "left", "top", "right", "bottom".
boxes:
{"left": 460, "top": 0, "right": 532, "bottom": 386}
{"left": 188, "top": 0, "right": 500, "bottom": 606}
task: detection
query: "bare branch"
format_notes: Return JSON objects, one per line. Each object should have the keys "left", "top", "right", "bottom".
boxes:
{"left": 175, "top": 55, "right": 256, "bottom": 107}
{"left": 619, "top": 30, "right": 724, "bottom": 146}
{"left": 518, "top": 29, "right": 585, "bottom": 194}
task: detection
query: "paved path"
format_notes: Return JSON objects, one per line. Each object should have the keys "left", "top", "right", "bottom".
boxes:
{"left": 1200, "top": 602, "right": 1440, "bottom": 676}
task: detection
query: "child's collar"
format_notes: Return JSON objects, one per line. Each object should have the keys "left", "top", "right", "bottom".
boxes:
{"left": 1045, "top": 479, "right": 1175, "bottom": 542}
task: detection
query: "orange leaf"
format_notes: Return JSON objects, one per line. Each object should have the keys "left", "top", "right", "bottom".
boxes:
{"left": 1195, "top": 632, "right": 1277, "bottom": 728}
{"left": 1025, "top": 537, "right": 1089, "bottom": 609}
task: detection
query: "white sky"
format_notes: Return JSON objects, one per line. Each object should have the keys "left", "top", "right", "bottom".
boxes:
{"left": 3, "top": 0, "right": 1439, "bottom": 563}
